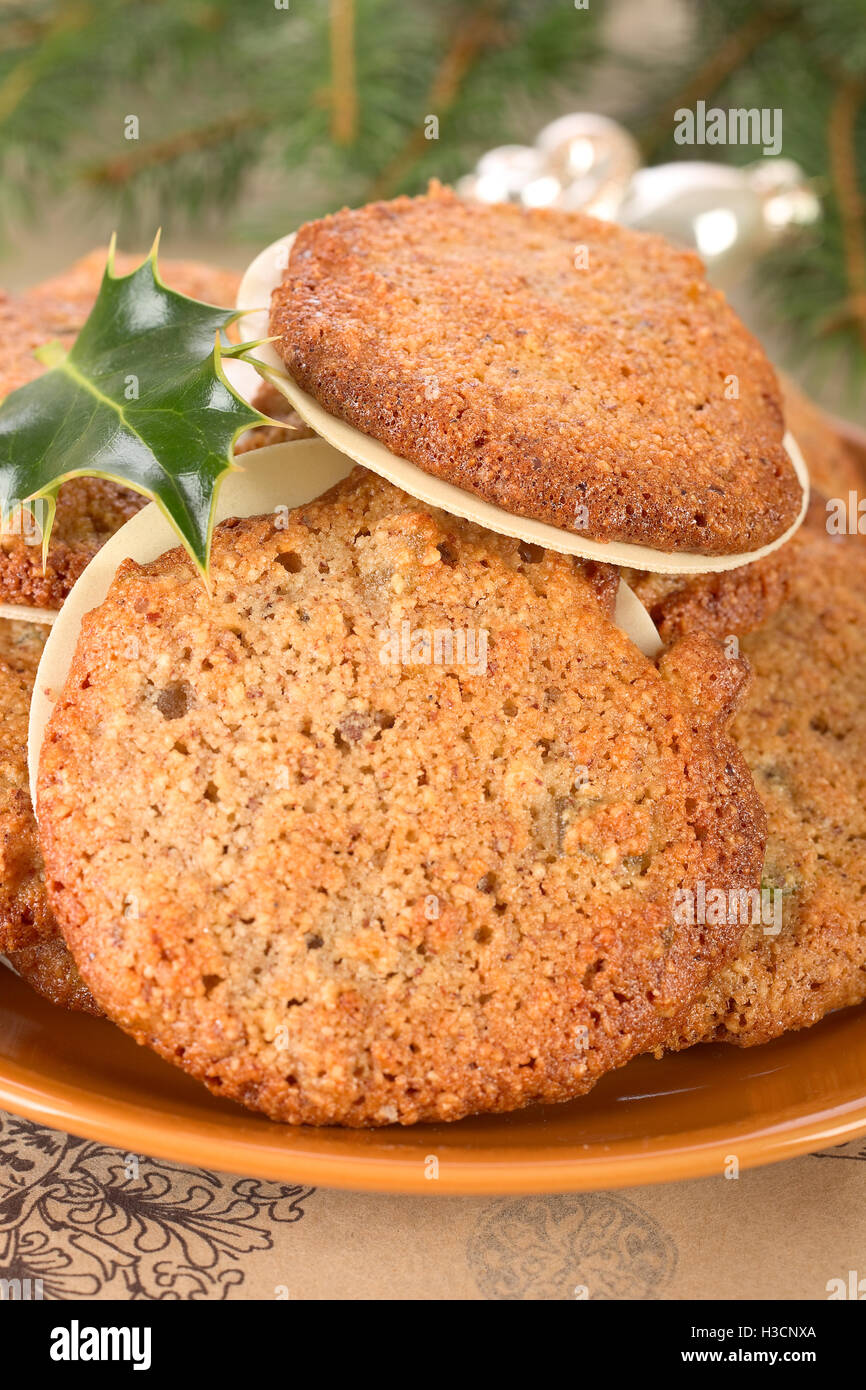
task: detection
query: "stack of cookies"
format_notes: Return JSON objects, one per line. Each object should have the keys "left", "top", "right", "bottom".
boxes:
{"left": 8, "top": 187, "right": 866, "bottom": 1127}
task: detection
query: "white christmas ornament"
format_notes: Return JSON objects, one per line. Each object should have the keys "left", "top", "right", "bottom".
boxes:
{"left": 460, "top": 144, "right": 547, "bottom": 205}
{"left": 535, "top": 113, "right": 641, "bottom": 219}
{"left": 459, "top": 113, "right": 820, "bottom": 286}
{"left": 620, "top": 158, "right": 820, "bottom": 285}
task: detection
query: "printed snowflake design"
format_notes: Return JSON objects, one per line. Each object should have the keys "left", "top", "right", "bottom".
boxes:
{"left": 0, "top": 1113, "right": 314, "bottom": 1299}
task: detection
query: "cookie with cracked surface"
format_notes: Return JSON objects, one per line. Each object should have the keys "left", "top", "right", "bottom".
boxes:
{"left": 6, "top": 938, "right": 101, "bottom": 1015}
{"left": 0, "top": 617, "right": 98, "bottom": 1012}
{"left": 0, "top": 251, "right": 241, "bottom": 608}
{"left": 624, "top": 388, "right": 864, "bottom": 646}
{"left": 271, "top": 183, "right": 799, "bottom": 556}
{"left": 0, "top": 618, "right": 54, "bottom": 952}
{"left": 39, "top": 470, "right": 765, "bottom": 1126}
{"left": 658, "top": 513, "right": 866, "bottom": 1046}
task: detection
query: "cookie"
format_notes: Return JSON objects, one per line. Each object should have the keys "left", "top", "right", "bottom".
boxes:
{"left": 0, "top": 618, "right": 54, "bottom": 951}
{"left": 0, "top": 251, "right": 241, "bottom": 608}
{"left": 623, "top": 527, "right": 797, "bottom": 649}
{"left": 0, "top": 617, "right": 98, "bottom": 1012}
{"left": 271, "top": 183, "right": 800, "bottom": 557}
{"left": 656, "top": 510, "right": 866, "bottom": 1046}
{"left": 625, "top": 383, "right": 865, "bottom": 643}
{"left": 6, "top": 938, "right": 101, "bottom": 1015}
{"left": 39, "top": 469, "right": 764, "bottom": 1126}
{"left": 0, "top": 479, "right": 148, "bottom": 612}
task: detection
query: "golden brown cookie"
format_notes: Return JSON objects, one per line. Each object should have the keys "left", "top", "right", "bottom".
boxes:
{"left": 653, "top": 509, "right": 866, "bottom": 1046}
{"left": 39, "top": 470, "right": 764, "bottom": 1126}
{"left": 624, "top": 523, "right": 798, "bottom": 649}
{"left": 0, "top": 480, "right": 147, "bottom": 611}
{"left": 272, "top": 183, "right": 799, "bottom": 556}
{"left": 0, "top": 251, "right": 241, "bottom": 608}
{"left": 0, "top": 618, "right": 54, "bottom": 952}
{"left": 0, "top": 618, "right": 98, "bottom": 1012}
{"left": 624, "top": 390, "right": 861, "bottom": 644}
{"left": 6, "top": 937, "right": 101, "bottom": 1015}
{"left": 1, "top": 249, "right": 241, "bottom": 399}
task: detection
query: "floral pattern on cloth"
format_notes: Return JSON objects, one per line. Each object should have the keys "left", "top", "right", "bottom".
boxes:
{"left": 0, "top": 1113, "right": 314, "bottom": 1299}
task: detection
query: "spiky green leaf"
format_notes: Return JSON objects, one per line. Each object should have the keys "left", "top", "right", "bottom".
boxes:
{"left": 0, "top": 237, "right": 269, "bottom": 574}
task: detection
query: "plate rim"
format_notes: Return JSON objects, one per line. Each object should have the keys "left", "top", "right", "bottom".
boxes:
{"left": 3, "top": 1049, "right": 866, "bottom": 1194}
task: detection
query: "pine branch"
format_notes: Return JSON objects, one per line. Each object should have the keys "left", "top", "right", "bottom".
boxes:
{"left": 82, "top": 109, "right": 271, "bottom": 186}
{"left": 368, "top": 1, "right": 504, "bottom": 200}
{"left": 0, "top": 10, "right": 68, "bottom": 53}
{"left": 639, "top": 6, "right": 795, "bottom": 159}
{"left": 329, "top": 0, "right": 358, "bottom": 145}
{"left": 0, "top": 0, "right": 92, "bottom": 125}
{"left": 827, "top": 77, "right": 866, "bottom": 351}
{"left": 0, "top": 0, "right": 863, "bottom": 391}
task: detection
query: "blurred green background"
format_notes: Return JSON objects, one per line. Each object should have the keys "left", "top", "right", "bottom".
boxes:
{"left": 0, "top": 0, "right": 864, "bottom": 416}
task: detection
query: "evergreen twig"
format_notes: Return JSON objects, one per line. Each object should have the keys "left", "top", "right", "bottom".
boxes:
{"left": 329, "top": 0, "right": 358, "bottom": 145}
{"left": 827, "top": 78, "right": 866, "bottom": 351}
{"left": 0, "top": 0, "right": 91, "bottom": 125}
{"left": 82, "top": 109, "right": 271, "bottom": 186}
{"left": 639, "top": 7, "right": 795, "bottom": 159}
{"left": 369, "top": 1, "right": 504, "bottom": 200}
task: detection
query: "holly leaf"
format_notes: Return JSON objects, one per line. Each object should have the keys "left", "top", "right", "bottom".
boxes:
{"left": 0, "top": 235, "right": 270, "bottom": 576}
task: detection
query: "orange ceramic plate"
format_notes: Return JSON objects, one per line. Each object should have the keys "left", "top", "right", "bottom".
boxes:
{"left": 2, "top": 966, "right": 866, "bottom": 1193}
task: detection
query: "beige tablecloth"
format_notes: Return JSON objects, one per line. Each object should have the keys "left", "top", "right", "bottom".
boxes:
{"left": 1, "top": 1111, "right": 863, "bottom": 1300}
